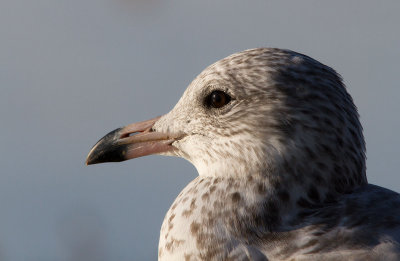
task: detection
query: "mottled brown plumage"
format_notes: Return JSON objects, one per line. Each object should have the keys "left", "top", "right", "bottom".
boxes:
{"left": 87, "top": 48, "right": 400, "bottom": 260}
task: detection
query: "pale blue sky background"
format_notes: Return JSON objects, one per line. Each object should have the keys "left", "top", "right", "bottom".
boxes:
{"left": 0, "top": 1, "right": 399, "bottom": 260}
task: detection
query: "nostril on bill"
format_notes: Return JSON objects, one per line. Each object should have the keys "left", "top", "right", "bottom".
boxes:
{"left": 128, "top": 132, "right": 140, "bottom": 137}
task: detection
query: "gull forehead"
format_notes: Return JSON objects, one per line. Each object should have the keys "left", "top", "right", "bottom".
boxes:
{"left": 86, "top": 48, "right": 400, "bottom": 261}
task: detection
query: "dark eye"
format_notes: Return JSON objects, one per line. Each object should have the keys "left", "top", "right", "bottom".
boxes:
{"left": 205, "top": 90, "right": 232, "bottom": 109}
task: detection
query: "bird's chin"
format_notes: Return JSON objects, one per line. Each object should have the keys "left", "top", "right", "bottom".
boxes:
{"left": 157, "top": 147, "right": 181, "bottom": 157}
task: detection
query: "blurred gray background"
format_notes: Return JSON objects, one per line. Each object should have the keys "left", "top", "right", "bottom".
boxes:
{"left": 1, "top": 0, "right": 399, "bottom": 260}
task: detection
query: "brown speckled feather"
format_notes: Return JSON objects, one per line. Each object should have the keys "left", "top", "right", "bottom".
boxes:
{"left": 88, "top": 48, "right": 400, "bottom": 261}
{"left": 153, "top": 49, "right": 400, "bottom": 260}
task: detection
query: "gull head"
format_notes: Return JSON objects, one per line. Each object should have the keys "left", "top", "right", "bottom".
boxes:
{"left": 87, "top": 48, "right": 366, "bottom": 194}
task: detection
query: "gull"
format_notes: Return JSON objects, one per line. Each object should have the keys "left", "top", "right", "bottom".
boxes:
{"left": 86, "top": 48, "right": 400, "bottom": 260}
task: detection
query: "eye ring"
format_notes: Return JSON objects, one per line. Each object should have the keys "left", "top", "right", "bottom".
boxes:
{"left": 205, "top": 90, "right": 232, "bottom": 109}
